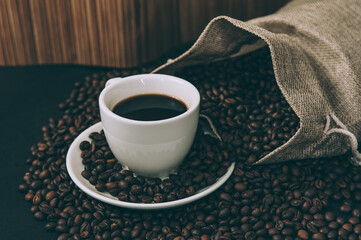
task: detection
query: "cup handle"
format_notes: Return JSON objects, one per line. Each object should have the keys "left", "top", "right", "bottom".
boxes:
{"left": 105, "top": 77, "right": 123, "bottom": 88}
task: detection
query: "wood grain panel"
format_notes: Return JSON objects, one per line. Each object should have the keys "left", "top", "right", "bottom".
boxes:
{"left": 0, "top": 0, "right": 290, "bottom": 67}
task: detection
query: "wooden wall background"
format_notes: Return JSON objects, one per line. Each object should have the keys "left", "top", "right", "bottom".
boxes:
{"left": 0, "top": 0, "right": 290, "bottom": 68}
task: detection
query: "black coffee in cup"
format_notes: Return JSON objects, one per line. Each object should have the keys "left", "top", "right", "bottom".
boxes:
{"left": 112, "top": 94, "right": 187, "bottom": 121}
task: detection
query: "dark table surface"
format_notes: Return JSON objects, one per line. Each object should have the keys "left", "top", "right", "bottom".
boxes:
{"left": 0, "top": 65, "right": 113, "bottom": 240}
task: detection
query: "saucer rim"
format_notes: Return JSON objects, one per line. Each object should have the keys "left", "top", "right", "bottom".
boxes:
{"left": 66, "top": 121, "right": 235, "bottom": 210}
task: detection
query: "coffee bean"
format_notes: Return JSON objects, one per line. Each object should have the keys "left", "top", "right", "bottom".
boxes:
{"left": 324, "top": 212, "right": 335, "bottom": 222}
{"left": 24, "top": 192, "right": 34, "bottom": 202}
{"left": 328, "top": 221, "right": 339, "bottom": 230}
{"left": 336, "top": 216, "right": 346, "bottom": 225}
{"left": 130, "top": 185, "right": 142, "bottom": 195}
{"left": 20, "top": 47, "right": 361, "bottom": 240}
{"left": 353, "top": 224, "right": 361, "bottom": 235}
{"left": 218, "top": 208, "right": 230, "bottom": 219}
{"left": 57, "top": 233, "right": 70, "bottom": 240}
{"left": 200, "top": 234, "right": 210, "bottom": 240}
{"left": 342, "top": 223, "right": 353, "bottom": 232}
{"left": 271, "top": 234, "right": 283, "bottom": 240}
{"left": 55, "top": 224, "right": 68, "bottom": 233}
{"left": 204, "top": 215, "right": 216, "bottom": 224}
{"left": 319, "top": 226, "right": 329, "bottom": 235}
{"left": 340, "top": 204, "right": 352, "bottom": 213}
{"left": 117, "top": 180, "right": 128, "bottom": 190}
{"left": 234, "top": 183, "right": 247, "bottom": 192}
{"left": 309, "top": 220, "right": 326, "bottom": 228}
{"left": 297, "top": 229, "right": 309, "bottom": 239}
{"left": 327, "top": 230, "right": 337, "bottom": 238}
{"left": 45, "top": 222, "right": 57, "bottom": 231}
{"left": 349, "top": 217, "right": 360, "bottom": 225}
{"left": 311, "top": 232, "right": 325, "bottom": 240}
{"left": 18, "top": 183, "right": 29, "bottom": 193}
{"left": 45, "top": 190, "right": 56, "bottom": 201}
{"left": 174, "top": 236, "right": 185, "bottom": 240}
{"left": 306, "top": 221, "right": 318, "bottom": 233}
{"left": 268, "top": 228, "right": 280, "bottom": 236}
{"left": 338, "top": 228, "right": 349, "bottom": 239}
{"left": 219, "top": 193, "right": 232, "bottom": 202}
{"left": 352, "top": 209, "right": 361, "bottom": 217}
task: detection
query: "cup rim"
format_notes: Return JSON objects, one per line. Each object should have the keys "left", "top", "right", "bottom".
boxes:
{"left": 99, "top": 74, "right": 200, "bottom": 125}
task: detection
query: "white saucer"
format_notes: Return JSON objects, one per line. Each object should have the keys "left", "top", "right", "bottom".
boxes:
{"left": 66, "top": 122, "right": 235, "bottom": 210}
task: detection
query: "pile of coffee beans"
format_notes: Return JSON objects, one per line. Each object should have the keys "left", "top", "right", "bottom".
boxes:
{"left": 19, "top": 47, "right": 361, "bottom": 240}
{"left": 80, "top": 129, "right": 232, "bottom": 203}
{"left": 176, "top": 50, "right": 300, "bottom": 164}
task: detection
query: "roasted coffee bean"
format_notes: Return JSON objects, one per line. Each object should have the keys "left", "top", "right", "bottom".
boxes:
{"left": 342, "top": 223, "right": 353, "bottom": 232}
{"left": 337, "top": 216, "right": 346, "bottom": 225}
{"left": 327, "top": 230, "right": 338, "bottom": 239}
{"left": 349, "top": 217, "right": 360, "bottom": 225}
{"left": 45, "top": 222, "right": 56, "bottom": 231}
{"left": 130, "top": 185, "right": 142, "bottom": 195}
{"left": 328, "top": 221, "right": 339, "bottom": 230}
{"left": 297, "top": 229, "right": 309, "bottom": 239}
{"left": 20, "top": 47, "right": 361, "bottom": 240}
{"left": 324, "top": 212, "right": 335, "bottom": 222}
{"left": 117, "top": 180, "right": 128, "bottom": 190}
{"left": 311, "top": 232, "right": 325, "bottom": 240}
{"left": 234, "top": 182, "right": 247, "bottom": 192}
{"left": 338, "top": 228, "right": 349, "bottom": 239}
{"left": 218, "top": 208, "right": 230, "bottom": 219}
{"left": 19, "top": 183, "right": 30, "bottom": 192}
{"left": 354, "top": 224, "right": 361, "bottom": 234}
{"left": 39, "top": 202, "right": 53, "bottom": 215}
{"left": 57, "top": 233, "right": 71, "bottom": 240}
{"left": 152, "top": 193, "right": 163, "bottom": 203}
{"left": 33, "top": 211, "right": 45, "bottom": 220}
{"left": 340, "top": 204, "right": 352, "bottom": 213}
{"left": 55, "top": 224, "right": 68, "bottom": 233}
{"left": 319, "top": 227, "right": 329, "bottom": 235}
{"left": 352, "top": 209, "right": 361, "bottom": 217}
{"left": 281, "top": 227, "right": 294, "bottom": 236}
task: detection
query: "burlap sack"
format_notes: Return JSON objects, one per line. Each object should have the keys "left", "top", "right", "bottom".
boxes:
{"left": 153, "top": 0, "right": 361, "bottom": 165}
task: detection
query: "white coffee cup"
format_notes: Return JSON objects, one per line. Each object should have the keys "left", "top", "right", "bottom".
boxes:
{"left": 99, "top": 74, "right": 200, "bottom": 177}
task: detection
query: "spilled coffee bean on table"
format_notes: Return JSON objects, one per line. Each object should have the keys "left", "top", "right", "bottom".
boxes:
{"left": 19, "top": 47, "right": 361, "bottom": 240}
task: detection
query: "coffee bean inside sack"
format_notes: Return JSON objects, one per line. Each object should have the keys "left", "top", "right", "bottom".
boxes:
{"left": 19, "top": 47, "right": 361, "bottom": 240}
{"left": 79, "top": 128, "right": 232, "bottom": 203}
